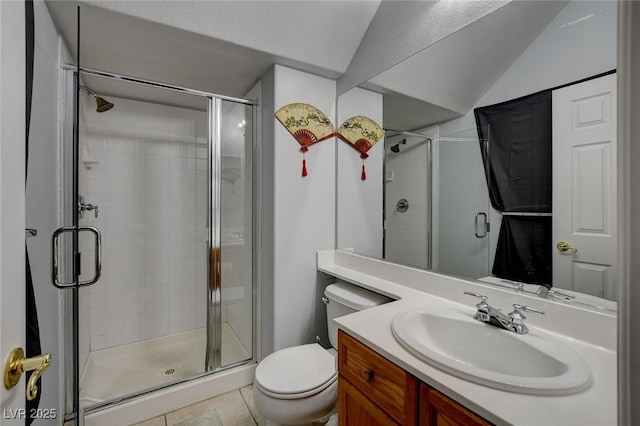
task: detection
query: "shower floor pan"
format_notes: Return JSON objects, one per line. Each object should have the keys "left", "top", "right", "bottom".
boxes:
{"left": 80, "top": 324, "right": 250, "bottom": 406}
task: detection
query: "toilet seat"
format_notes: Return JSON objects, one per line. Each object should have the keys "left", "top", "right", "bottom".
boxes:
{"left": 255, "top": 344, "right": 337, "bottom": 400}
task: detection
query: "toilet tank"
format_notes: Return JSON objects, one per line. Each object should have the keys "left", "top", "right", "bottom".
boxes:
{"left": 324, "top": 281, "right": 392, "bottom": 349}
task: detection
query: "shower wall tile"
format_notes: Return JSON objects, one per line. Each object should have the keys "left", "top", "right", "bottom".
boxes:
{"left": 80, "top": 97, "right": 208, "bottom": 351}
{"left": 385, "top": 140, "right": 431, "bottom": 269}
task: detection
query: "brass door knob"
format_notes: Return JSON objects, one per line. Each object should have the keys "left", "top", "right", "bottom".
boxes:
{"left": 556, "top": 241, "right": 578, "bottom": 253}
{"left": 4, "top": 347, "right": 52, "bottom": 400}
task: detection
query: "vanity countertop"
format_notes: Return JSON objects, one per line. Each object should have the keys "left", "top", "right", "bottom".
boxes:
{"left": 319, "top": 250, "right": 616, "bottom": 426}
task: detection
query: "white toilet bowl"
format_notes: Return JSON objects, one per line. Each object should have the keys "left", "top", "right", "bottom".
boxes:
{"left": 253, "top": 344, "right": 337, "bottom": 425}
{"left": 253, "top": 282, "right": 391, "bottom": 425}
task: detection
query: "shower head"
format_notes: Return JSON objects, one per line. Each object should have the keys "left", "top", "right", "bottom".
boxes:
{"left": 95, "top": 96, "right": 114, "bottom": 113}
{"left": 80, "top": 85, "right": 114, "bottom": 113}
{"left": 390, "top": 139, "right": 406, "bottom": 153}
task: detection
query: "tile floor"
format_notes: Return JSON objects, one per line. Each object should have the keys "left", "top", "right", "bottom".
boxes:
{"left": 131, "top": 385, "right": 265, "bottom": 426}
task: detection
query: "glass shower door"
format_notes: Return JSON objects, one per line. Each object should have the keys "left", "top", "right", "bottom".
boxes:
{"left": 71, "top": 72, "right": 212, "bottom": 407}
{"left": 61, "top": 72, "right": 257, "bottom": 421}
{"left": 57, "top": 10, "right": 256, "bottom": 423}
{"left": 433, "top": 128, "right": 491, "bottom": 280}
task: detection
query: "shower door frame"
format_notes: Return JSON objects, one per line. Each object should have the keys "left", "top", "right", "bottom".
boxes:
{"left": 61, "top": 66, "right": 258, "bottom": 423}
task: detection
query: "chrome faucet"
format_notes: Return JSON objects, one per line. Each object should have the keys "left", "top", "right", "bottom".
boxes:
{"left": 537, "top": 286, "right": 575, "bottom": 301}
{"left": 464, "top": 292, "right": 544, "bottom": 335}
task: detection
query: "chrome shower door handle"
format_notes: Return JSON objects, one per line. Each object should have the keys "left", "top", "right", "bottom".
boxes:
{"left": 52, "top": 227, "right": 76, "bottom": 288}
{"left": 474, "top": 212, "right": 489, "bottom": 238}
{"left": 51, "top": 226, "right": 102, "bottom": 288}
{"left": 78, "top": 226, "right": 102, "bottom": 286}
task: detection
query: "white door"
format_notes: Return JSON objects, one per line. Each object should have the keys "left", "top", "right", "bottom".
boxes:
{"left": 1, "top": 0, "right": 27, "bottom": 422}
{"left": 552, "top": 73, "right": 617, "bottom": 300}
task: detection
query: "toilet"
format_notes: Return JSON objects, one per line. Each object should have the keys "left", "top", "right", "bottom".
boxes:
{"left": 253, "top": 281, "right": 391, "bottom": 426}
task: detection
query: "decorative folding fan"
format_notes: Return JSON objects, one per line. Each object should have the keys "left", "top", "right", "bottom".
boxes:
{"left": 337, "top": 116, "right": 384, "bottom": 180}
{"left": 275, "top": 103, "right": 335, "bottom": 177}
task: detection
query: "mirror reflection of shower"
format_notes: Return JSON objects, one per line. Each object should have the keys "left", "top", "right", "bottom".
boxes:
{"left": 79, "top": 85, "right": 114, "bottom": 112}
{"left": 384, "top": 128, "right": 436, "bottom": 270}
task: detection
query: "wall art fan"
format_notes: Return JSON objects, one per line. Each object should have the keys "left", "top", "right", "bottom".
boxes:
{"left": 336, "top": 116, "right": 384, "bottom": 180}
{"left": 275, "top": 103, "right": 336, "bottom": 177}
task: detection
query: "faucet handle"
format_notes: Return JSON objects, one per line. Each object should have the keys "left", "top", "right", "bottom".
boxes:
{"left": 507, "top": 304, "right": 544, "bottom": 334}
{"left": 545, "top": 289, "right": 575, "bottom": 301}
{"left": 464, "top": 291, "right": 487, "bottom": 301}
{"left": 509, "top": 304, "right": 544, "bottom": 321}
{"left": 464, "top": 292, "right": 490, "bottom": 310}
{"left": 514, "top": 304, "right": 544, "bottom": 314}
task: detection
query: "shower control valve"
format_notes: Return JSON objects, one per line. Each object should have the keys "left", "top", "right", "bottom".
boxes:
{"left": 78, "top": 195, "right": 99, "bottom": 219}
{"left": 85, "top": 203, "right": 99, "bottom": 218}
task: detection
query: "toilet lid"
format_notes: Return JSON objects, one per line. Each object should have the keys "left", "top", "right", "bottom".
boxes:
{"left": 255, "top": 344, "right": 336, "bottom": 397}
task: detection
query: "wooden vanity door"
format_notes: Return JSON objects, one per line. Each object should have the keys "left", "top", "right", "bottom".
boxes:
{"left": 338, "top": 377, "right": 398, "bottom": 426}
{"left": 420, "top": 383, "right": 492, "bottom": 426}
{"left": 338, "top": 331, "right": 418, "bottom": 425}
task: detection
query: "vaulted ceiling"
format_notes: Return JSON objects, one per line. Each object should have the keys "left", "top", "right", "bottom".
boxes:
{"left": 45, "top": 1, "right": 567, "bottom": 128}
{"left": 45, "top": 0, "right": 380, "bottom": 105}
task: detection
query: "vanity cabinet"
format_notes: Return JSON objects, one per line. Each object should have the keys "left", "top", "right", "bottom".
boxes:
{"left": 337, "top": 330, "right": 493, "bottom": 426}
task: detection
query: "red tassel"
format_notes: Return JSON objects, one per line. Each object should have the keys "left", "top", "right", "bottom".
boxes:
{"left": 361, "top": 164, "right": 366, "bottom": 181}
{"left": 302, "top": 158, "right": 308, "bottom": 177}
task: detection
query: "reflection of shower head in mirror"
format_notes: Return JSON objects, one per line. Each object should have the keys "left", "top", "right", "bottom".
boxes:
{"left": 390, "top": 139, "right": 406, "bottom": 153}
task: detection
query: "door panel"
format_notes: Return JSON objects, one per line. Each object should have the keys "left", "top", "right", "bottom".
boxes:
{"left": 0, "top": 0, "right": 27, "bottom": 418}
{"left": 75, "top": 76, "right": 211, "bottom": 407}
{"left": 552, "top": 73, "right": 617, "bottom": 300}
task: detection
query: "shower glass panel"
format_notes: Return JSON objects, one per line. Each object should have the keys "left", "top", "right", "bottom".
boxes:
{"left": 73, "top": 72, "right": 211, "bottom": 406}
{"left": 219, "top": 100, "right": 254, "bottom": 368}
{"left": 433, "top": 128, "right": 491, "bottom": 279}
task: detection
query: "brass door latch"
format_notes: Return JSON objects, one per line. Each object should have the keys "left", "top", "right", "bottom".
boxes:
{"left": 4, "top": 347, "right": 52, "bottom": 401}
{"left": 556, "top": 241, "right": 578, "bottom": 253}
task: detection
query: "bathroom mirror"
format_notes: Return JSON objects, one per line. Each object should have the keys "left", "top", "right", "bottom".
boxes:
{"left": 336, "top": 0, "right": 618, "bottom": 309}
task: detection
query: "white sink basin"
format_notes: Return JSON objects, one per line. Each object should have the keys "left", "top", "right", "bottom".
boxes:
{"left": 391, "top": 309, "right": 592, "bottom": 395}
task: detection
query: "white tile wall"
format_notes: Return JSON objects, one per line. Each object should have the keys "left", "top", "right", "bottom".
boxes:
{"left": 384, "top": 138, "right": 430, "bottom": 268}
{"left": 79, "top": 96, "right": 208, "bottom": 350}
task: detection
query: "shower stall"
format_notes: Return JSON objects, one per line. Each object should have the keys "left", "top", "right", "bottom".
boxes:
{"left": 56, "top": 67, "right": 257, "bottom": 422}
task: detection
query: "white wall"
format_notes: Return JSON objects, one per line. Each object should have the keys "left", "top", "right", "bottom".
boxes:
{"left": 259, "top": 67, "right": 275, "bottom": 358}
{"left": 438, "top": 0, "right": 618, "bottom": 278}
{"left": 620, "top": 2, "right": 640, "bottom": 423}
{"left": 336, "top": 87, "right": 383, "bottom": 258}
{"left": 629, "top": 8, "right": 640, "bottom": 424}
{"left": 261, "top": 65, "right": 336, "bottom": 355}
